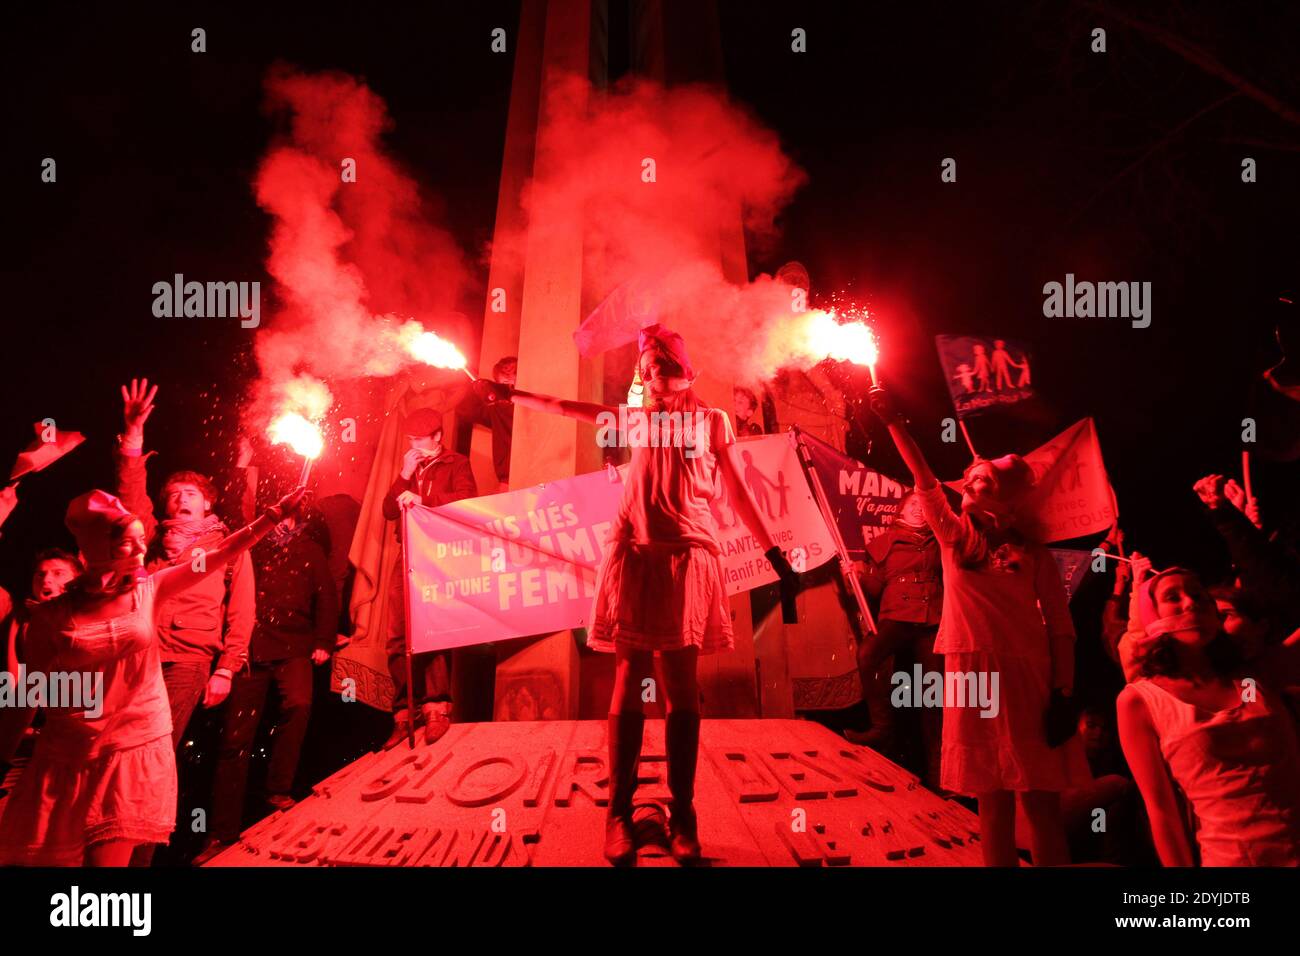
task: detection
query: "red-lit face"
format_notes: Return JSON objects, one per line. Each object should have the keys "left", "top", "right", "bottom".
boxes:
{"left": 408, "top": 432, "right": 442, "bottom": 456}
{"left": 1153, "top": 573, "right": 1217, "bottom": 645}
{"left": 639, "top": 347, "right": 685, "bottom": 397}
{"left": 895, "top": 495, "right": 926, "bottom": 527}
{"left": 114, "top": 520, "right": 149, "bottom": 567}
{"left": 734, "top": 390, "right": 755, "bottom": 420}
{"left": 961, "top": 463, "right": 997, "bottom": 512}
{"left": 495, "top": 362, "right": 517, "bottom": 386}
{"left": 163, "top": 482, "right": 209, "bottom": 520}
{"left": 31, "top": 559, "right": 78, "bottom": 601}
{"left": 1215, "top": 599, "right": 1267, "bottom": 657}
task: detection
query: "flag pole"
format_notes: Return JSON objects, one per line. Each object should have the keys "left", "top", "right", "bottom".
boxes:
{"left": 400, "top": 508, "right": 417, "bottom": 750}
{"left": 791, "top": 426, "right": 877, "bottom": 637}
{"left": 1241, "top": 449, "right": 1254, "bottom": 502}
{"left": 958, "top": 418, "right": 979, "bottom": 459}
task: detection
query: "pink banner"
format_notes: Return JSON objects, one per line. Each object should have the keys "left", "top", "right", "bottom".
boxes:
{"left": 403, "top": 433, "right": 835, "bottom": 652}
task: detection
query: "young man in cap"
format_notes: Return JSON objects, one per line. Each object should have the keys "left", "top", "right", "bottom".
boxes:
{"left": 381, "top": 406, "right": 477, "bottom": 747}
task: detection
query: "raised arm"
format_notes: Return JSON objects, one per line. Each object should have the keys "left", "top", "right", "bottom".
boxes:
{"left": 114, "top": 378, "right": 160, "bottom": 541}
{"left": 476, "top": 378, "right": 614, "bottom": 427}
{"left": 868, "top": 386, "right": 939, "bottom": 490}
{"left": 153, "top": 487, "right": 304, "bottom": 605}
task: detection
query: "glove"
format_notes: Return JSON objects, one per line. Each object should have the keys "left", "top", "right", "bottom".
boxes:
{"left": 867, "top": 386, "right": 901, "bottom": 426}
{"left": 475, "top": 378, "right": 514, "bottom": 404}
{"left": 765, "top": 546, "right": 800, "bottom": 624}
{"left": 1044, "top": 688, "right": 1080, "bottom": 748}
{"left": 265, "top": 486, "right": 308, "bottom": 523}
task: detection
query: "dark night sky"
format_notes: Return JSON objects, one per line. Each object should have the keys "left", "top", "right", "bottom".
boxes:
{"left": 2, "top": 1, "right": 1298, "bottom": 598}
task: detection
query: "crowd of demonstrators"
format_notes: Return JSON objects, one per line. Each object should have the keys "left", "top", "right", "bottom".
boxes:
{"left": 0, "top": 481, "right": 305, "bottom": 866}
{"left": 381, "top": 407, "right": 477, "bottom": 749}
{"left": 846, "top": 373, "right": 1300, "bottom": 867}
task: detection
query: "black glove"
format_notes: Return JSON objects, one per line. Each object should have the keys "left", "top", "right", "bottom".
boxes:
{"left": 475, "top": 378, "right": 514, "bottom": 404}
{"left": 765, "top": 546, "right": 800, "bottom": 624}
{"left": 265, "top": 486, "right": 309, "bottom": 523}
{"left": 1044, "top": 688, "right": 1080, "bottom": 748}
{"left": 867, "top": 386, "right": 901, "bottom": 426}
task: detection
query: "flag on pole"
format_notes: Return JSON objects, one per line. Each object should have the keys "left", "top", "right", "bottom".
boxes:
{"left": 941, "top": 417, "right": 1119, "bottom": 543}
{"left": 573, "top": 276, "right": 661, "bottom": 357}
{"left": 10, "top": 422, "right": 86, "bottom": 482}
{"left": 935, "top": 334, "right": 1035, "bottom": 419}
{"left": 797, "top": 429, "right": 908, "bottom": 558}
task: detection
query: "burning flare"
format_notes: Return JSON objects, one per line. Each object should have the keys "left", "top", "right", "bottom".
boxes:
{"left": 397, "top": 321, "right": 471, "bottom": 375}
{"left": 804, "top": 310, "right": 878, "bottom": 367}
{"left": 268, "top": 412, "right": 324, "bottom": 460}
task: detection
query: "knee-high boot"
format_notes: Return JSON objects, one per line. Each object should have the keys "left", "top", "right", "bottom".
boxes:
{"left": 604, "top": 712, "right": 644, "bottom": 865}
{"left": 666, "top": 710, "right": 702, "bottom": 863}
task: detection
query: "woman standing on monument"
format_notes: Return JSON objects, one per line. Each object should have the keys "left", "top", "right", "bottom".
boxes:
{"left": 867, "top": 385, "right": 1089, "bottom": 866}
{"left": 476, "top": 324, "right": 794, "bottom": 865}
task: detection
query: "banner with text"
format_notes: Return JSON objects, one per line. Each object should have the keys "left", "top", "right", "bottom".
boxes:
{"left": 404, "top": 433, "right": 835, "bottom": 652}
{"left": 799, "top": 429, "right": 908, "bottom": 558}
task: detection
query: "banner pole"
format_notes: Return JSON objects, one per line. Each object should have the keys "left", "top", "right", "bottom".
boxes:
{"left": 401, "top": 507, "right": 417, "bottom": 750}
{"left": 791, "top": 426, "right": 877, "bottom": 636}
{"left": 958, "top": 418, "right": 979, "bottom": 458}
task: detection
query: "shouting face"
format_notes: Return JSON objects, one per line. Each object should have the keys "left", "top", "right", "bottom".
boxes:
{"left": 31, "top": 558, "right": 78, "bottom": 601}
{"left": 163, "top": 481, "right": 209, "bottom": 520}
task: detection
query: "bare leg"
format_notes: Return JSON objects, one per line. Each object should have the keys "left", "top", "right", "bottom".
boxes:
{"left": 976, "top": 790, "right": 1018, "bottom": 867}
{"left": 86, "top": 839, "right": 138, "bottom": 867}
{"left": 1020, "top": 790, "right": 1070, "bottom": 866}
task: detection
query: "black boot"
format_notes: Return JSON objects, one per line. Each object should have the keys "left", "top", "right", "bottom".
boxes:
{"left": 666, "top": 711, "right": 702, "bottom": 863}
{"left": 604, "top": 712, "right": 644, "bottom": 866}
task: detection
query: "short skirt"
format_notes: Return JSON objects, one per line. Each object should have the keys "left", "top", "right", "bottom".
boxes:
{"left": 0, "top": 733, "right": 177, "bottom": 865}
{"left": 587, "top": 540, "right": 734, "bottom": 655}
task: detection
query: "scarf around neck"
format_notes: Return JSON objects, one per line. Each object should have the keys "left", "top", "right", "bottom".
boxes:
{"left": 159, "top": 514, "right": 228, "bottom": 562}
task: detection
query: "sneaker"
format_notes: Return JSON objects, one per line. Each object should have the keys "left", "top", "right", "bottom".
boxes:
{"left": 266, "top": 793, "right": 296, "bottom": 812}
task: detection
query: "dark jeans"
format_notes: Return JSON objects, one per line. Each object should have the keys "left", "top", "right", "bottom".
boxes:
{"left": 210, "top": 657, "right": 314, "bottom": 842}
{"left": 161, "top": 660, "right": 211, "bottom": 749}
{"left": 386, "top": 557, "right": 452, "bottom": 713}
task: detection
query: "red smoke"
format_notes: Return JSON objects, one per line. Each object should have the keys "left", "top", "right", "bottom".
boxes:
{"left": 251, "top": 66, "right": 471, "bottom": 424}
{"left": 495, "top": 75, "right": 811, "bottom": 383}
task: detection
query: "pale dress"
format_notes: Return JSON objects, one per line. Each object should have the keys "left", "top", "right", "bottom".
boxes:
{"left": 918, "top": 483, "right": 1093, "bottom": 794}
{"left": 1127, "top": 678, "right": 1300, "bottom": 866}
{"left": 587, "top": 406, "right": 736, "bottom": 655}
{"left": 0, "top": 576, "right": 176, "bottom": 865}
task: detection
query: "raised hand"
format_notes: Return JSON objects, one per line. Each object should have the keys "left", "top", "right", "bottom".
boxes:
{"left": 1129, "top": 550, "right": 1154, "bottom": 587}
{"left": 867, "top": 386, "right": 901, "bottom": 426}
{"left": 1191, "top": 474, "right": 1225, "bottom": 510}
{"left": 121, "top": 378, "right": 158, "bottom": 439}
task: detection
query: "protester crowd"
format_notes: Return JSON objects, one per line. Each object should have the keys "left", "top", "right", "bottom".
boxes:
{"left": 0, "top": 338, "right": 1297, "bottom": 868}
